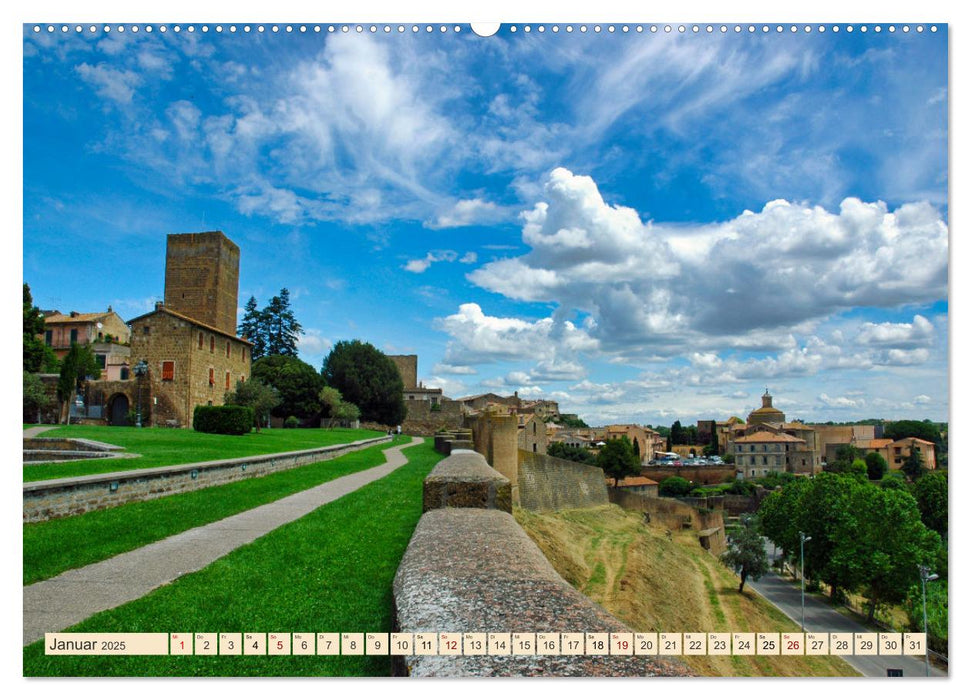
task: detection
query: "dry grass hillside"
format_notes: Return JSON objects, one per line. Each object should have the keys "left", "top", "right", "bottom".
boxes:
{"left": 514, "top": 504, "right": 858, "bottom": 677}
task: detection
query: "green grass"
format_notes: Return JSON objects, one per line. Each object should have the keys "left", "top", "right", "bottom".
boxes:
{"left": 23, "top": 425, "right": 385, "bottom": 481}
{"left": 24, "top": 436, "right": 410, "bottom": 585}
{"left": 23, "top": 439, "right": 442, "bottom": 677}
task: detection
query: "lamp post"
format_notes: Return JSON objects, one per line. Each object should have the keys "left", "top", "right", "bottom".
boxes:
{"left": 799, "top": 532, "right": 812, "bottom": 631}
{"left": 133, "top": 360, "right": 148, "bottom": 428}
{"left": 919, "top": 565, "right": 938, "bottom": 676}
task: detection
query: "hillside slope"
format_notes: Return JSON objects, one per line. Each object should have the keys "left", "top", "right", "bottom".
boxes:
{"left": 514, "top": 504, "right": 858, "bottom": 677}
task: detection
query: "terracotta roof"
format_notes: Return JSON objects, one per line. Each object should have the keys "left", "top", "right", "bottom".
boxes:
{"left": 864, "top": 439, "right": 894, "bottom": 448}
{"left": 613, "top": 476, "right": 658, "bottom": 487}
{"left": 44, "top": 311, "right": 114, "bottom": 324}
{"left": 892, "top": 437, "right": 936, "bottom": 446}
{"left": 734, "top": 431, "right": 806, "bottom": 444}
{"left": 127, "top": 306, "right": 253, "bottom": 345}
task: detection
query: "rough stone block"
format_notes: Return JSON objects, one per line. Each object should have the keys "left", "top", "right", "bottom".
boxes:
{"left": 422, "top": 450, "right": 511, "bottom": 513}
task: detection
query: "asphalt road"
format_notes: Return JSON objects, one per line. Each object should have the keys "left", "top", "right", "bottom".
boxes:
{"left": 748, "top": 544, "right": 946, "bottom": 678}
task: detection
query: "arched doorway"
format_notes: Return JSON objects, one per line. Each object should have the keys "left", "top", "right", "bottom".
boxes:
{"left": 109, "top": 394, "right": 130, "bottom": 426}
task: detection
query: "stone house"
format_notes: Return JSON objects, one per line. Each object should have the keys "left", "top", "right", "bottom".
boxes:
{"left": 120, "top": 304, "right": 252, "bottom": 427}
{"left": 517, "top": 413, "right": 548, "bottom": 454}
{"left": 41, "top": 307, "right": 131, "bottom": 380}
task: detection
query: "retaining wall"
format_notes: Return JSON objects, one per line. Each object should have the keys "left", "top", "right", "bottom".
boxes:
{"left": 23, "top": 435, "right": 390, "bottom": 522}
{"left": 608, "top": 489, "right": 727, "bottom": 556}
{"left": 517, "top": 450, "right": 608, "bottom": 512}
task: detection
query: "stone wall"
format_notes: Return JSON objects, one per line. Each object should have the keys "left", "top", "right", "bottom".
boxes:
{"left": 23, "top": 435, "right": 389, "bottom": 522}
{"left": 466, "top": 413, "right": 519, "bottom": 503}
{"left": 608, "top": 489, "right": 725, "bottom": 536}
{"left": 402, "top": 399, "right": 464, "bottom": 435}
{"left": 517, "top": 451, "right": 609, "bottom": 512}
{"left": 642, "top": 464, "right": 736, "bottom": 485}
{"left": 392, "top": 452, "right": 692, "bottom": 678}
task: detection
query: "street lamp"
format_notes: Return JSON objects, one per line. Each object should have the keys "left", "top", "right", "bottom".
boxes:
{"left": 133, "top": 360, "right": 149, "bottom": 428}
{"left": 919, "top": 565, "right": 939, "bottom": 676}
{"left": 800, "top": 532, "right": 812, "bottom": 631}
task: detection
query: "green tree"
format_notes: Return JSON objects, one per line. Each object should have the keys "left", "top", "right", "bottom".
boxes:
{"left": 880, "top": 472, "right": 909, "bottom": 491}
{"left": 758, "top": 478, "right": 811, "bottom": 563}
{"left": 659, "top": 476, "right": 693, "bottom": 497}
{"left": 264, "top": 288, "right": 303, "bottom": 357}
{"left": 669, "top": 420, "right": 685, "bottom": 446}
{"left": 251, "top": 355, "right": 324, "bottom": 420}
{"left": 853, "top": 487, "right": 942, "bottom": 621}
{"left": 883, "top": 420, "right": 943, "bottom": 448}
{"left": 224, "top": 377, "right": 281, "bottom": 432}
{"left": 865, "top": 452, "right": 889, "bottom": 481}
{"left": 901, "top": 449, "right": 927, "bottom": 481}
{"left": 596, "top": 436, "right": 641, "bottom": 486}
{"left": 547, "top": 442, "right": 597, "bottom": 465}
{"left": 237, "top": 296, "right": 267, "bottom": 360}
{"left": 56, "top": 343, "right": 101, "bottom": 424}
{"left": 318, "top": 386, "right": 360, "bottom": 427}
{"left": 911, "top": 470, "right": 947, "bottom": 537}
{"left": 722, "top": 514, "right": 770, "bottom": 593}
{"left": 321, "top": 340, "right": 406, "bottom": 425}
{"left": 23, "top": 371, "right": 51, "bottom": 422}
{"left": 825, "top": 443, "right": 862, "bottom": 473}
{"left": 23, "top": 283, "right": 58, "bottom": 373}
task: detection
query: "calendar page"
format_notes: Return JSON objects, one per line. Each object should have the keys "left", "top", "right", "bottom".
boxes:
{"left": 20, "top": 0, "right": 950, "bottom": 689}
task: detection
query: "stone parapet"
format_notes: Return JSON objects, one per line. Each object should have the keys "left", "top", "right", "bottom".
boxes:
{"left": 23, "top": 435, "right": 390, "bottom": 522}
{"left": 392, "top": 508, "right": 691, "bottom": 677}
{"left": 422, "top": 450, "right": 511, "bottom": 513}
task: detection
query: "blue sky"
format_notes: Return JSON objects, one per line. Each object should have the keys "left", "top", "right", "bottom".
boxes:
{"left": 22, "top": 21, "right": 949, "bottom": 426}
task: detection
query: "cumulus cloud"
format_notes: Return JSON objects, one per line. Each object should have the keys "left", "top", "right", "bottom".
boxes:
{"left": 435, "top": 302, "right": 598, "bottom": 370}
{"left": 469, "top": 168, "right": 948, "bottom": 360}
{"left": 818, "top": 393, "right": 866, "bottom": 409}
{"left": 297, "top": 329, "right": 332, "bottom": 357}
{"left": 856, "top": 315, "right": 935, "bottom": 347}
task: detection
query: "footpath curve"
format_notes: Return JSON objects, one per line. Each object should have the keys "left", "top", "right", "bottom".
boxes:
{"left": 23, "top": 436, "right": 423, "bottom": 646}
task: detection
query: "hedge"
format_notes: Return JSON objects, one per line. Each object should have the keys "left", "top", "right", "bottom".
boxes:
{"left": 193, "top": 405, "right": 254, "bottom": 435}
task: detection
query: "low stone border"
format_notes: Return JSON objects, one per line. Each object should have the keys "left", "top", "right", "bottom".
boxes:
{"left": 23, "top": 435, "right": 391, "bottom": 522}
{"left": 422, "top": 450, "right": 511, "bottom": 513}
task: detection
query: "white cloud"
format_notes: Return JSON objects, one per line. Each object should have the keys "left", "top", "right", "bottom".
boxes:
{"left": 428, "top": 199, "right": 507, "bottom": 229}
{"left": 818, "top": 393, "right": 865, "bottom": 409}
{"left": 435, "top": 302, "right": 598, "bottom": 369}
{"left": 75, "top": 63, "right": 141, "bottom": 104}
{"left": 856, "top": 315, "right": 935, "bottom": 348}
{"left": 469, "top": 168, "right": 948, "bottom": 360}
{"left": 403, "top": 250, "right": 470, "bottom": 274}
{"left": 297, "top": 329, "right": 332, "bottom": 358}
{"left": 432, "top": 363, "right": 477, "bottom": 376}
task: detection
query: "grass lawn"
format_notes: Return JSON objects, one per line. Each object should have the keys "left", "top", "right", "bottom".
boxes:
{"left": 23, "top": 425, "right": 385, "bottom": 482}
{"left": 23, "top": 439, "right": 442, "bottom": 677}
{"left": 24, "top": 436, "right": 410, "bottom": 585}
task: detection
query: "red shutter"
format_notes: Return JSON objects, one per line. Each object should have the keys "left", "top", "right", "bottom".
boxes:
{"left": 162, "top": 361, "right": 174, "bottom": 381}
{"left": 209, "top": 368, "right": 214, "bottom": 385}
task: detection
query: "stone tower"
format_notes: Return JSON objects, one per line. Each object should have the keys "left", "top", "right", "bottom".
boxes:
{"left": 164, "top": 231, "right": 240, "bottom": 335}
{"left": 388, "top": 354, "right": 418, "bottom": 389}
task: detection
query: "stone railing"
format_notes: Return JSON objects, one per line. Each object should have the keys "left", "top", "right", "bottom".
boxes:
{"left": 392, "top": 450, "right": 691, "bottom": 677}
{"left": 23, "top": 435, "right": 391, "bottom": 522}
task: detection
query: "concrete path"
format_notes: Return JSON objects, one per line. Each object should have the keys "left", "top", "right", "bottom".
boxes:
{"left": 23, "top": 436, "right": 424, "bottom": 646}
{"left": 749, "top": 548, "right": 946, "bottom": 677}
{"left": 23, "top": 425, "right": 57, "bottom": 438}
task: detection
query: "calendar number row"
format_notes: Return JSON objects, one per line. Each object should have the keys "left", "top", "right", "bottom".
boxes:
{"left": 46, "top": 631, "right": 926, "bottom": 657}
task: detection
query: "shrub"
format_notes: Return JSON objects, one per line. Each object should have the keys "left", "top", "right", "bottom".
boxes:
{"left": 659, "top": 476, "right": 693, "bottom": 497}
{"left": 193, "top": 405, "right": 254, "bottom": 435}
{"left": 284, "top": 415, "right": 300, "bottom": 429}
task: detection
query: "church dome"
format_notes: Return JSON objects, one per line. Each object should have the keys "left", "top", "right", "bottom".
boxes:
{"left": 747, "top": 390, "right": 785, "bottom": 426}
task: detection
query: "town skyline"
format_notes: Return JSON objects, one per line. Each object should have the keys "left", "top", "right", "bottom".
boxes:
{"left": 22, "top": 22, "right": 948, "bottom": 427}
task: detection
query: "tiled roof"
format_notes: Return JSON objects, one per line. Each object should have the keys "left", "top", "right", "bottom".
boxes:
{"left": 127, "top": 306, "right": 253, "bottom": 345}
{"left": 44, "top": 311, "right": 112, "bottom": 324}
{"left": 613, "top": 476, "right": 659, "bottom": 487}
{"left": 734, "top": 431, "right": 806, "bottom": 444}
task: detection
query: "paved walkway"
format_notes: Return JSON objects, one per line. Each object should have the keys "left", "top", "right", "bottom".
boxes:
{"left": 23, "top": 425, "right": 57, "bottom": 438}
{"left": 23, "top": 436, "right": 424, "bottom": 646}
